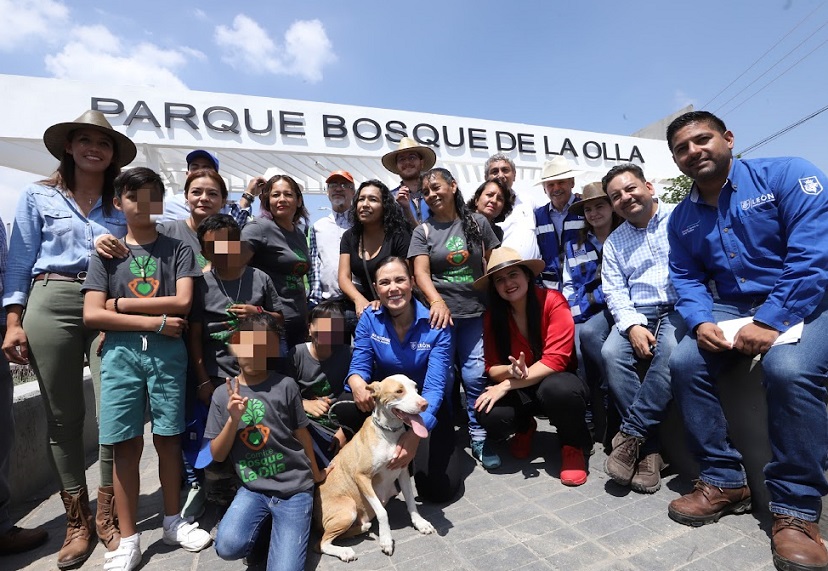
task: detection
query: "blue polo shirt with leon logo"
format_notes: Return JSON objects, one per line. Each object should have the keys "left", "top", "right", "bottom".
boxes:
{"left": 347, "top": 299, "right": 454, "bottom": 432}
{"left": 667, "top": 157, "right": 828, "bottom": 333}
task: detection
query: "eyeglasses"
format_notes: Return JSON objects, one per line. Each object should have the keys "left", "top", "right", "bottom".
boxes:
{"left": 328, "top": 183, "right": 354, "bottom": 190}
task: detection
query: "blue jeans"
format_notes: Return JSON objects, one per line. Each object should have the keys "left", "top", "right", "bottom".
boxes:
{"left": 602, "top": 306, "right": 685, "bottom": 452}
{"left": 579, "top": 309, "right": 613, "bottom": 392}
{"left": 215, "top": 487, "right": 313, "bottom": 571}
{"left": 454, "top": 317, "right": 487, "bottom": 442}
{"left": 669, "top": 300, "right": 828, "bottom": 522}
{"left": 578, "top": 309, "right": 614, "bottom": 435}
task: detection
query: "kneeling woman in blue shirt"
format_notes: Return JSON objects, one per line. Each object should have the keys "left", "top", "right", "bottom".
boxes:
{"left": 338, "top": 256, "right": 461, "bottom": 502}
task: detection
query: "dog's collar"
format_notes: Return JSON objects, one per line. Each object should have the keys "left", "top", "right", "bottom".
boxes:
{"left": 372, "top": 415, "right": 405, "bottom": 433}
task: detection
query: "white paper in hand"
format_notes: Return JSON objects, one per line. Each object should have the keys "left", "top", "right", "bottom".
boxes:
{"left": 717, "top": 317, "right": 803, "bottom": 347}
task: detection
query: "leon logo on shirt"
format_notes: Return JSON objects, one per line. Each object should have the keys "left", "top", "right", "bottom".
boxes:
{"left": 799, "top": 176, "right": 823, "bottom": 196}
{"left": 127, "top": 256, "right": 159, "bottom": 298}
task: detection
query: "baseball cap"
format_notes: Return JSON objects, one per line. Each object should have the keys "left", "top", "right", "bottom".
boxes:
{"left": 186, "top": 149, "right": 220, "bottom": 172}
{"left": 325, "top": 170, "right": 354, "bottom": 184}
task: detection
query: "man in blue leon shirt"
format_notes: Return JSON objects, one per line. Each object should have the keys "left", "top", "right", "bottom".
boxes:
{"left": 601, "top": 164, "right": 684, "bottom": 496}
{"left": 534, "top": 156, "right": 585, "bottom": 290}
{"left": 665, "top": 111, "right": 828, "bottom": 571}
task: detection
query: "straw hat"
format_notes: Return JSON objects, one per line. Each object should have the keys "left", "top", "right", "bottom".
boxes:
{"left": 473, "top": 247, "right": 545, "bottom": 289}
{"left": 568, "top": 182, "right": 611, "bottom": 216}
{"left": 43, "top": 110, "right": 137, "bottom": 168}
{"left": 381, "top": 137, "right": 437, "bottom": 175}
{"left": 534, "top": 156, "right": 584, "bottom": 185}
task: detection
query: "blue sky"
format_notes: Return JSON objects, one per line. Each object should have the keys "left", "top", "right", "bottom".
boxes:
{"left": 1, "top": 0, "right": 827, "bottom": 225}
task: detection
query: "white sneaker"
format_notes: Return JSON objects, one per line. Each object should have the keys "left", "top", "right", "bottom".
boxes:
{"left": 162, "top": 515, "right": 212, "bottom": 552}
{"left": 103, "top": 538, "right": 142, "bottom": 571}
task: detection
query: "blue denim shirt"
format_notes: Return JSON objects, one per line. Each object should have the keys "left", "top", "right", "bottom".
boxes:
{"left": 347, "top": 299, "right": 454, "bottom": 432}
{"left": 668, "top": 157, "right": 828, "bottom": 333}
{"left": 3, "top": 183, "right": 127, "bottom": 307}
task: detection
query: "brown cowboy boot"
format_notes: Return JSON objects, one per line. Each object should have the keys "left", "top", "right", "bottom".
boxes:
{"left": 96, "top": 486, "right": 121, "bottom": 551}
{"left": 57, "top": 488, "right": 96, "bottom": 569}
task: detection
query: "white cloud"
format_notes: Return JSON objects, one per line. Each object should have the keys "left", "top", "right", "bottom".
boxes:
{"left": 215, "top": 15, "right": 337, "bottom": 83}
{"left": 44, "top": 25, "right": 194, "bottom": 91}
{"left": 0, "top": 0, "right": 70, "bottom": 51}
{"left": 193, "top": 8, "right": 208, "bottom": 21}
{"left": 673, "top": 89, "right": 699, "bottom": 111}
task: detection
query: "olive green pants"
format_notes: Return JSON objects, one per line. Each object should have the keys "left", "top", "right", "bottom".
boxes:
{"left": 23, "top": 279, "right": 112, "bottom": 491}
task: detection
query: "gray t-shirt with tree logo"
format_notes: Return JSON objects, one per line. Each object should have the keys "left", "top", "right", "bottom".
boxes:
{"left": 190, "top": 267, "right": 283, "bottom": 378}
{"left": 83, "top": 234, "right": 200, "bottom": 302}
{"left": 242, "top": 218, "right": 310, "bottom": 327}
{"left": 408, "top": 213, "right": 499, "bottom": 318}
{"left": 157, "top": 219, "right": 209, "bottom": 270}
{"left": 204, "top": 372, "right": 313, "bottom": 498}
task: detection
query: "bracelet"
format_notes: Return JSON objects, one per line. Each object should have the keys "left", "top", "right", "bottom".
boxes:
{"left": 241, "top": 192, "right": 255, "bottom": 203}
{"left": 430, "top": 299, "right": 446, "bottom": 307}
{"left": 197, "top": 380, "right": 212, "bottom": 389}
{"left": 114, "top": 297, "right": 121, "bottom": 314}
{"left": 256, "top": 305, "right": 264, "bottom": 314}
{"left": 156, "top": 314, "right": 167, "bottom": 334}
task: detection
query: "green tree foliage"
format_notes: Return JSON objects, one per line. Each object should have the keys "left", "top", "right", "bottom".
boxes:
{"left": 660, "top": 174, "right": 693, "bottom": 204}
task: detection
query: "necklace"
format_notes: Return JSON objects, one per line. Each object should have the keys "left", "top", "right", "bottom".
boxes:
{"left": 127, "top": 238, "right": 160, "bottom": 282}
{"left": 212, "top": 268, "right": 245, "bottom": 303}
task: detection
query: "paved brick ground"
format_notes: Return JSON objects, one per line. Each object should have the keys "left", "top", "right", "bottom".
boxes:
{"left": 8, "top": 423, "right": 783, "bottom": 570}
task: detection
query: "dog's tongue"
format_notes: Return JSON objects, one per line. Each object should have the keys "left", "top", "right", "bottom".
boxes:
{"left": 400, "top": 412, "right": 429, "bottom": 438}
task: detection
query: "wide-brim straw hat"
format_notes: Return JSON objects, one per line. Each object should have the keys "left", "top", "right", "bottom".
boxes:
{"left": 381, "top": 137, "right": 437, "bottom": 175}
{"left": 43, "top": 110, "right": 137, "bottom": 168}
{"left": 473, "top": 247, "right": 546, "bottom": 290}
{"left": 534, "top": 155, "right": 584, "bottom": 185}
{"left": 569, "top": 182, "right": 611, "bottom": 216}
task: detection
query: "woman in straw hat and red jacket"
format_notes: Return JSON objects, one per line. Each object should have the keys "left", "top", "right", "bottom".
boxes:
{"left": 2, "top": 110, "right": 136, "bottom": 568}
{"left": 474, "top": 247, "right": 593, "bottom": 486}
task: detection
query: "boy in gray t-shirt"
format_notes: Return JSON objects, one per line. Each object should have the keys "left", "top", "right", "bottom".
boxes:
{"left": 189, "top": 215, "right": 284, "bottom": 404}
{"left": 206, "top": 313, "right": 324, "bottom": 571}
{"left": 82, "top": 168, "right": 210, "bottom": 570}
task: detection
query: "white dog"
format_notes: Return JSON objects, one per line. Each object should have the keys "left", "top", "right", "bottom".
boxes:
{"left": 314, "top": 375, "right": 436, "bottom": 562}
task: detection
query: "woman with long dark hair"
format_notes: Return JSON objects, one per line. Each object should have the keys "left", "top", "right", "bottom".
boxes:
{"left": 241, "top": 174, "right": 311, "bottom": 347}
{"left": 408, "top": 167, "right": 501, "bottom": 470}
{"left": 338, "top": 180, "right": 411, "bottom": 318}
{"left": 466, "top": 178, "right": 513, "bottom": 242}
{"left": 474, "top": 247, "right": 592, "bottom": 486}
{"left": 2, "top": 110, "right": 136, "bottom": 566}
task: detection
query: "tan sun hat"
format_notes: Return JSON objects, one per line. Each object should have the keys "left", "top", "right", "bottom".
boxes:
{"left": 534, "top": 156, "right": 584, "bottom": 185}
{"left": 381, "top": 137, "right": 437, "bottom": 175}
{"left": 43, "top": 110, "right": 137, "bottom": 168}
{"left": 569, "top": 182, "right": 611, "bottom": 216}
{"left": 473, "top": 247, "right": 546, "bottom": 290}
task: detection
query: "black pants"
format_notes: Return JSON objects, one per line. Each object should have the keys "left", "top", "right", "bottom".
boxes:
{"left": 476, "top": 372, "right": 592, "bottom": 449}
{"left": 334, "top": 393, "right": 462, "bottom": 503}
